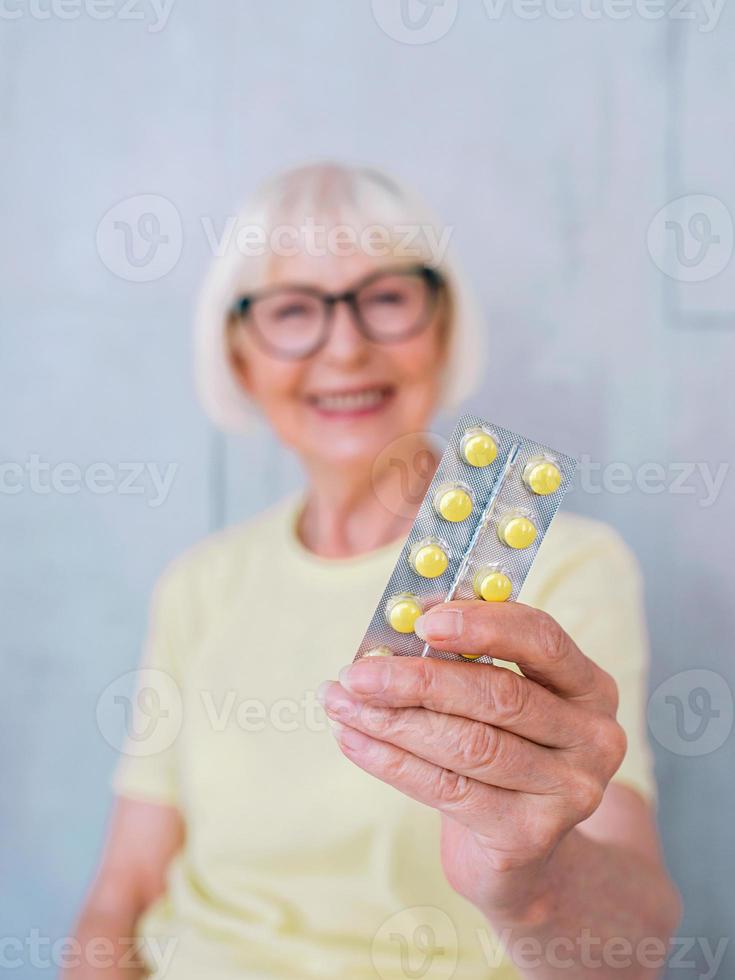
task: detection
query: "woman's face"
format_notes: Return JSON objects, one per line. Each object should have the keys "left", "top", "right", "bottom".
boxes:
{"left": 230, "top": 250, "right": 447, "bottom": 470}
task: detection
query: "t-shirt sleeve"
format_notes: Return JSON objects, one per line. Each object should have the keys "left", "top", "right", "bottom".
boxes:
{"left": 522, "top": 521, "right": 656, "bottom": 803}
{"left": 111, "top": 564, "right": 188, "bottom": 807}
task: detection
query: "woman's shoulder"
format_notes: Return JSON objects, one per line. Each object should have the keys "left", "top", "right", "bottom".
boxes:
{"left": 524, "top": 510, "right": 642, "bottom": 601}
{"left": 155, "top": 495, "right": 298, "bottom": 607}
{"left": 540, "top": 510, "right": 638, "bottom": 562}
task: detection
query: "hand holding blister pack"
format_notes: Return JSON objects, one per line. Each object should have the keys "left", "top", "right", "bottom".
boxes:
{"left": 355, "top": 415, "right": 577, "bottom": 665}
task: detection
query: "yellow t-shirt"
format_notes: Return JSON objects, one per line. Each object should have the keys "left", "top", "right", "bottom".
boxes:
{"left": 114, "top": 496, "right": 655, "bottom": 980}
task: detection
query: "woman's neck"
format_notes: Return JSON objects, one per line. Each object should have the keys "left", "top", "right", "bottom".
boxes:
{"left": 298, "top": 441, "right": 438, "bottom": 559}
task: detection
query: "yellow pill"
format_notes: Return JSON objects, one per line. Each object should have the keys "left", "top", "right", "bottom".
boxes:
{"left": 459, "top": 652, "right": 483, "bottom": 660}
{"left": 411, "top": 542, "right": 449, "bottom": 578}
{"left": 461, "top": 429, "right": 498, "bottom": 468}
{"left": 474, "top": 569, "right": 513, "bottom": 602}
{"left": 434, "top": 486, "right": 473, "bottom": 522}
{"left": 524, "top": 458, "right": 562, "bottom": 495}
{"left": 386, "top": 595, "right": 423, "bottom": 634}
{"left": 364, "top": 646, "right": 393, "bottom": 658}
{"left": 498, "top": 514, "right": 537, "bottom": 549}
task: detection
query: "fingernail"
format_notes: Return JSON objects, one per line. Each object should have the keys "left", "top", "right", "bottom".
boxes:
{"left": 335, "top": 726, "right": 375, "bottom": 755}
{"left": 317, "top": 681, "right": 358, "bottom": 723}
{"left": 339, "top": 661, "right": 389, "bottom": 694}
{"left": 316, "top": 680, "right": 333, "bottom": 706}
{"left": 415, "top": 608, "right": 463, "bottom": 641}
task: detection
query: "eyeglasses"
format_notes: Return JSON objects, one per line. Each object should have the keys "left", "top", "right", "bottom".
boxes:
{"left": 229, "top": 264, "right": 444, "bottom": 360}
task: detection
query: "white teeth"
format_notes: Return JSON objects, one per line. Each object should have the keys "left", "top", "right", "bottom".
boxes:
{"left": 312, "top": 387, "right": 388, "bottom": 411}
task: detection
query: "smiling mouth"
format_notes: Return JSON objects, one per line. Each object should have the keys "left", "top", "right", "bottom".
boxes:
{"left": 305, "top": 385, "right": 395, "bottom": 417}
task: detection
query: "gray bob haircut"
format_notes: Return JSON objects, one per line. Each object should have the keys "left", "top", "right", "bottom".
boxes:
{"left": 194, "top": 162, "right": 487, "bottom": 432}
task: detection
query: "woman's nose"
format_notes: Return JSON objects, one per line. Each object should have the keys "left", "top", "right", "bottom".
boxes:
{"left": 320, "top": 299, "right": 371, "bottom": 365}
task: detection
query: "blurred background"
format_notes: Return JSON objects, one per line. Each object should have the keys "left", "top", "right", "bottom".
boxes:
{"left": 1, "top": 2, "right": 734, "bottom": 977}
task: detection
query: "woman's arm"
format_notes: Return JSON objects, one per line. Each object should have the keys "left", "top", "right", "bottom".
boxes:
{"left": 473, "top": 783, "right": 681, "bottom": 977}
{"left": 62, "top": 797, "right": 184, "bottom": 979}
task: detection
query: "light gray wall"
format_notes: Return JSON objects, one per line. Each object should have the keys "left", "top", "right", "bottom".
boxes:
{"left": 1, "top": 3, "right": 733, "bottom": 977}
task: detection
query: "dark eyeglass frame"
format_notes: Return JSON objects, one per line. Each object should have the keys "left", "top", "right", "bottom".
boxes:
{"left": 229, "top": 263, "right": 445, "bottom": 360}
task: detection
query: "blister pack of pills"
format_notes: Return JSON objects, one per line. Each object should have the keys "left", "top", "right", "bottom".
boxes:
{"left": 355, "top": 414, "right": 577, "bottom": 665}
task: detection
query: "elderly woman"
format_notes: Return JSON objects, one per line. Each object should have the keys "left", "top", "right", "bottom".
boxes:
{"left": 68, "top": 164, "right": 679, "bottom": 980}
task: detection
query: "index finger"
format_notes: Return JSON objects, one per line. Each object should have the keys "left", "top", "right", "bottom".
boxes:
{"left": 414, "top": 600, "right": 617, "bottom": 710}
